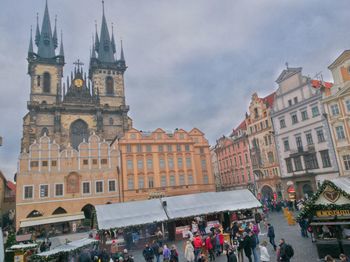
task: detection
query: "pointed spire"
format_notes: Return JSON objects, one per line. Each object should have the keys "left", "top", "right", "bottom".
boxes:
{"left": 35, "top": 13, "right": 40, "bottom": 46}
{"left": 28, "top": 26, "right": 34, "bottom": 54}
{"left": 37, "top": 0, "right": 56, "bottom": 58}
{"left": 97, "top": 0, "right": 115, "bottom": 63}
{"left": 111, "top": 23, "right": 116, "bottom": 54}
{"left": 59, "top": 30, "right": 64, "bottom": 57}
{"left": 94, "top": 21, "right": 99, "bottom": 52}
{"left": 120, "top": 39, "right": 125, "bottom": 62}
{"left": 53, "top": 15, "right": 58, "bottom": 49}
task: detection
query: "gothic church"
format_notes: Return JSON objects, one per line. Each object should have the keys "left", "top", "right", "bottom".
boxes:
{"left": 22, "top": 1, "right": 132, "bottom": 152}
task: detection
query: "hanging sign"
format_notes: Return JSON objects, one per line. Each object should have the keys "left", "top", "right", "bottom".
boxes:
{"left": 316, "top": 210, "right": 350, "bottom": 217}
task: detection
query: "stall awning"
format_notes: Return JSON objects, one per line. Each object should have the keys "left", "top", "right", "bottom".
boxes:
{"left": 95, "top": 199, "right": 168, "bottom": 230}
{"left": 331, "top": 177, "right": 350, "bottom": 194}
{"left": 163, "top": 189, "right": 261, "bottom": 220}
{"left": 19, "top": 212, "right": 85, "bottom": 228}
{"left": 36, "top": 238, "right": 98, "bottom": 257}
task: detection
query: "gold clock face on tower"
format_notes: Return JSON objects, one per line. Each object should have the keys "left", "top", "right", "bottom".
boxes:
{"left": 74, "top": 79, "right": 83, "bottom": 88}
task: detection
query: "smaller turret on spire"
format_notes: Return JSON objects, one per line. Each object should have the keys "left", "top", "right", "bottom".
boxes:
{"left": 59, "top": 30, "right": 64, "bottom": 57}
{"left": 120, "top": 39, "right": 125, "bottom": 62}
{"left": 35, "top": 13, "right": 40, "bottom": 46}
{"left": 28, "top": 26, "right": 34, "bottom": 55}
{"left": 94, "top": 21, "right": 99, "bottom": 52}
{"left": 53, "top": 15, "right": 58, "bottom": 49}
{"left": 111, "top": 23, "right": 116, "bottom": 54}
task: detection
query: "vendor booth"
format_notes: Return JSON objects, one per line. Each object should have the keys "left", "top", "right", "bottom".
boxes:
{"left": 298, "top": 176, "right": 350, "bottom": 259}
{"left": 95, "top": 189, "right": 261, "bottom": 249}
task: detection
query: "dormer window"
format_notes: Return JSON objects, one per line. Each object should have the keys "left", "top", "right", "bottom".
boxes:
{"left": 254, "top": 108, "right": 259, "bottom": 119}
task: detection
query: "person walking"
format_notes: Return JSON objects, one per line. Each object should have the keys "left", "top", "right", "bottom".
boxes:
{"left": 278, "top": 239, "right": 293, "bottom": 262}
{"left": 151, "top": 240, "right": 161, "bottom": 262}
{"left": 184, "top": 241, "right": 195, "bottom": 262}
{"left": 339, "top": 253, "right": 350, "bottom": 262}
{"left": 193, "top": 233, "right": 203, "bottom": 261}
{"left": 267, "top": 224, "right": 277, "bottom": 251}
{"left": 259, "top": 240, "right": 270, "bottom": 262}
{"left": 227, "top": 247, "right": 238, "bottom": 262}
{"left": 242, "top": 232, "right": 253, "bottom": 262}
{"left": 163, "top": 245, "right": 171, "bottom": 262}
{"left": 205, "top": 234, "right": 215, "bottom": 261}
{"left": 324, "top": 255, "right": 336, "bottom": 262}
{"left": 249, "top": 231, "right": 259, "bottom": 262}
{"left": 170, "top": 245, "right": 179, "bottom": 262}
{"left": 143, "top": 244, "right": 155, "bottom": 262}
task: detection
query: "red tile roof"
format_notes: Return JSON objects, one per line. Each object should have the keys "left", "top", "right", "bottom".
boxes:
{"left": 262, "top": 92, "right": 275, "bottom": 108}
{"left": 311, "top": 80, "right": 333, "bottom": 89}
{"left": 6, "top": 181, "right": 16, "bottom": 192}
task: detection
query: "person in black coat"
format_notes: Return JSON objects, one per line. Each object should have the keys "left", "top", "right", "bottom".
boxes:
{"left": 227, "top": 248, "right": 238, "bottom": 262}
{"left": 143, "top": 244, "right": 155, "bottom": 262}
{"left": 267, "top": 223, "right": 277, "bottom": 251}
{"left": 242, "top": 232, "right": 252, "bottom": 262}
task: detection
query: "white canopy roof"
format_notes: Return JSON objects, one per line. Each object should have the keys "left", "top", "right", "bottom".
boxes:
{"left": 95, "top": 189, "right": 260, "bottom": 230}
{"left": 20, "top": 212, "right": 85, "bottom": 228}
{"left": 37, "top": 238, "right": 98, "bottom": 257}
{"left": 95, "top": 199, "right": 168, "bottom": 230}
{"left": 163, "top": 189, "right": 261, "bottom": 220}
{"left": 331, "top": 176, "right": 350, "bottom": 194}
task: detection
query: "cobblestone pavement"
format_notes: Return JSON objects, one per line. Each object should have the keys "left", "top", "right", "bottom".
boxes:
{"left": 130, "top": 211, "right": 319, "bottom": 261}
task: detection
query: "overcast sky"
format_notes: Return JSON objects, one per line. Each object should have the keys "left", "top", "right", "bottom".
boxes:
{"left": 0, "top": 0, "right": 349, "bottom": 179}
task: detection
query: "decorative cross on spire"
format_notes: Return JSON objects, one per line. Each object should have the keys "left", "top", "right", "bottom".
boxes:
{"left": 73, "top": 59, "right": 84, "bottom": 70}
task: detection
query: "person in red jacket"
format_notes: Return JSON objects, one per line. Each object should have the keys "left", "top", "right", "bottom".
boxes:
{"left": 218, "top": 230, "right": 224, "bottom": 255}
{"left": 193, "top": 234, "right": 203, "bottom": 261}
{"left": 206, "top": 234, "right": 215, "bottom": 261}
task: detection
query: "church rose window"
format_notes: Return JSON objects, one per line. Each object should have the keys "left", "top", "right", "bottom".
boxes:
{"left": 43, "top": 72, "right": 51, "bottom": 93}
{"left": 70, "top": 120, "right": 89, "bottom": 149}
{"left": 106, "top": 76, "right": 114, "bottom": 95}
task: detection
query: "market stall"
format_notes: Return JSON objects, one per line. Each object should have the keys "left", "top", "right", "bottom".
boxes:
{"left": 31, "top": 238, "right": 99, "bottom": 261}
{"left": 298, "top": 177, "right": 350, "bottom": 259}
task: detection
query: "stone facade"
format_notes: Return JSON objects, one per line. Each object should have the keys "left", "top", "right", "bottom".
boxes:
{"left": 271, "top": 67, "right": 339, "bottom": 200}
{"left": 116, "top": 128, "right": 216, "bottom": 201}
{"left": 246, "top": 92, "right": 282, "bottom": 200}
{"left": 214, "top": 121, "right": 254, "bottom": 191}
{"left": 323, "top": 50, "right": 350, "bottom": 177}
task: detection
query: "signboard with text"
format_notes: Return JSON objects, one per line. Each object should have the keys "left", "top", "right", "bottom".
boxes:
{"left": 316, "top": 210, "right": 350, "bottom": 217}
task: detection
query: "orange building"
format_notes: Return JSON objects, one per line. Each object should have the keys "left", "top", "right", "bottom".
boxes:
{"left": 116, "top": 128, "right": 216, "bottom": 201}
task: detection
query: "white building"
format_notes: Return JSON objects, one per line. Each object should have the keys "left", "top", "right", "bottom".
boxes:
{"left": 271, "top": 67, "right": 339, "bottom": 200}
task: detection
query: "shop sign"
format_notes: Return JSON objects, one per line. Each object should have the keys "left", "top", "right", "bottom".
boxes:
{"left": 323, "top": 188, "right": 340, "bottom": 203}
{"left": 316, "top": 210, "right": 350, "bottom": 217}
{"left": 175, "top": 225, "right": 190, "bottom": 238}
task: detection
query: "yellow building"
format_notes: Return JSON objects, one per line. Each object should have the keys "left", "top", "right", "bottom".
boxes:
{"left": 323, "top": 50, "right": 350, "bottom": 176}
{"left": 116, "top": 128, "right": 216, "bottom": 201}
{"left": 16, "top": 134, "right": 120, "bottom": 231}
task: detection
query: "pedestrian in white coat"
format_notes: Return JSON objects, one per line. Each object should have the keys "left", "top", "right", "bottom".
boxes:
{"left": 259, "top": 240, "right": 270, "bottom": 262}
{"left": 184, "top": 240, "right": 195, "bottom": 262}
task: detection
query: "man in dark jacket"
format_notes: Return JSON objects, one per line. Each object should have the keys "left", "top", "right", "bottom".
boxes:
{"left": 230, "top": 222, "right": 239, "bottom": 244}
{"left": 279, "top": 239, "right": 291, "bottom": 262}
{"left": 242, "top": 232, "right": 252, "bottom": 262}
{"left": 143, "top": 244, "right": 155, "bottom": 262}
{"left": 228, "top": 248, "right": 238, "bottom": 262}
{"left": 267, "top": 223, "right": 277, "bottom": 251}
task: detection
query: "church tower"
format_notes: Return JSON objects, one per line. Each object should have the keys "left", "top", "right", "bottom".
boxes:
{"left": 89, "top": 2, "right": 131, "bottom": 139}
{"left": 21, "top": 1, "right": 132, "bottom": 152}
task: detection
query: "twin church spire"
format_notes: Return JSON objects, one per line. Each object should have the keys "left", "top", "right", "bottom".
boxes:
{"left": 28, "top": 1, "right": 124, "bottom": 67}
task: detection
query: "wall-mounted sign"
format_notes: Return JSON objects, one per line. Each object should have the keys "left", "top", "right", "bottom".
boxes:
{"left": 316, "top": 210, "right": 350, "bottom": 217}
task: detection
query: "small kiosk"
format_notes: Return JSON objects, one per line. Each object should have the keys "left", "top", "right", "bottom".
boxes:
{"left": 298, "top": 177, "right": 350, "bottom": 259}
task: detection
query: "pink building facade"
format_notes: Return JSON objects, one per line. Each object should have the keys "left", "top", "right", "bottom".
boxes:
{"left": 214, "top": 121, "right": 254, "bottom": 191}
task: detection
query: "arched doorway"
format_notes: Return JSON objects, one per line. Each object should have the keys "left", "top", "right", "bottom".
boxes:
{"left": 52, "top": 207, "right": 67, "bottom": 215}
{"left": 82, "top": 204, "right": 95, "bottom": 228}
{"left": 302, "top": 184, "right": 313, "bottom": 199}
{"left": 70, "top": 120, "right": 89, "bottom": 149}
{"left": 261, "top": 185, "right": 273, "bottom": 201}
{"left": 27, "top": 210, "right": 43, "bottom": 218}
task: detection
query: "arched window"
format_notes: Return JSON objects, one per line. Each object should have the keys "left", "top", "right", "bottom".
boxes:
{"left": 27, "top": 210, "right": 43, "bottom": 218}
{"left": 37, "top": 75, "right": 41, "bottom": 87}
{"left": 41, "top": 127, "right": 49, "bottom": 136}
{"left": 52, "top": 207, "right": 67, "bottom": 215}
{"left": 43, "top": 72, "right": 51, "bottom": 93}
{"left": 70, "top": 120, "right": 89, "bottom": 149}
{"left": 106, "top": 76, "right": 114, "bottom": 95}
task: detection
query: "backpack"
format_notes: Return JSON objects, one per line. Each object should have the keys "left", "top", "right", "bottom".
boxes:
{"left": 285, "top": 244, "right": 294, "bottom": 258}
